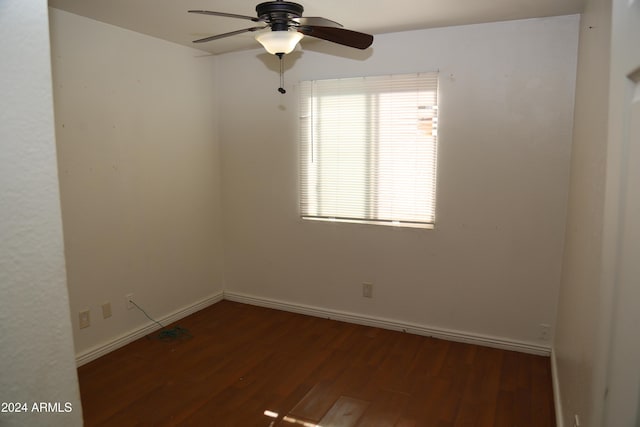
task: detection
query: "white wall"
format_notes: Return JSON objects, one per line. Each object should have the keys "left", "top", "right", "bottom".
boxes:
{"left": 0, "top": 1, "right": 83, "bottom": 426}
{"left": 49, "top": 9, "right": 224, "bottom": 357}
{"left": 553, "top": 0, "right": 612, "bottom": 425}
{"left": 600, "top": 0, "right": 640, "bottom": 423}
{"left": 218, "top": 15, "right": 579, "bottom": 348}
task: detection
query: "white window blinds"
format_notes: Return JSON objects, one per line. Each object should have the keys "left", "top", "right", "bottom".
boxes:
{"left": 299, "top": 72, "right": 439, "bottom": 228}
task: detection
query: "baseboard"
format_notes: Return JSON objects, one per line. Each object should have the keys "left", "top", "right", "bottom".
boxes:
{"left": 75, "top": 291, "right": 224, "bottom": 366}
{"left": 551, "top": 348, "right": 564, "bottom": 427}
{"left": 76, "top": 290, "right": 551, "bottom": 366}
{"left": 223, "top": 291, "right": 551, "bottom": 356}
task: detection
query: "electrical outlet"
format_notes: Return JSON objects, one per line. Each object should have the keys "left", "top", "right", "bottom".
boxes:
{"left": 539, "top": 323, "right": 551, "bottom": 341}
{"left": 79, "top": 310, "right": 90, "bottom": 329}
{"left": 101, "top": 302, "right": 112, "bottom": 319}
{"left": 126, "top": 294, "right": 134, "bottom": 310}
{"left": 362, "top": 283, "right": 373, "bottom": 298}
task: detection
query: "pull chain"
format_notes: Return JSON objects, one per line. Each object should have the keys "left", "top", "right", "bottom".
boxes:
{"left": 277, "top": 53, "right": 286, "bottom": 94}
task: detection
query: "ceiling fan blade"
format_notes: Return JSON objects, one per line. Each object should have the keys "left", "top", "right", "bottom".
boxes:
{"left": 293, "top": 17, "right": 343, "bottom": 28}
{"left": 297, "top": 26, "right": 373, "bottom": 50}
{"left": 192, "top": 26, "right": 268, "bottom": 43}
{"left": 188, "top": 10, "right": 262, "bottom": 22}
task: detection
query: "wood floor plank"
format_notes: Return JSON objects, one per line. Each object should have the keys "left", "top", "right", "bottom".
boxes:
{"left": 319, "top": 396, "right": 369, "bottom": 427}
{"left": 77, "top": 301, "right": 556, "bottom": 426}
{"left": 395, "top": 418, "right": 418, "bottom": 427}
{"left": 355, "top": 389, "right": 409, "bottom": 427}
{"left": 452, "top": 346, "right": 503, "bottom": 427}
{"left": 364, "top": 332, "right": 424, "bottom": 397}
{"left": 288, "top": 380, "right": 342, "bottom": 422}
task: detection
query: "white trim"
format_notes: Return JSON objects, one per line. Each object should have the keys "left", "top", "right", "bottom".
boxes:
{"left": 551, "top": 348, "right": 564, "bottom": 427}
{"left": 223, "top": 291, "right": 551, "bottom": 356}
{"left": 76, "top": 290, "right": 552, "bottom": 366}
{"left": 75, "top": 292, "right": 224, "bottom": 366}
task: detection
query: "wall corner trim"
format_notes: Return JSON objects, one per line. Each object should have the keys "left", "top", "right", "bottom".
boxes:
{"left": 223, "top": 291, "right": 552, "bottom": 356}
{"left": 551, "top": 348, "right": 565, "bottom": 427}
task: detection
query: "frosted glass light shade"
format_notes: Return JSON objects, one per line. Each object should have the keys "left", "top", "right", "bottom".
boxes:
{"left": 255, "top": 30, "right": 303, "bottom": 55}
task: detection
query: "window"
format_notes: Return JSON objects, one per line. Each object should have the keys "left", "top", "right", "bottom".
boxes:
{"left": 299, "top": 72, "right": 439, "bottom": 228}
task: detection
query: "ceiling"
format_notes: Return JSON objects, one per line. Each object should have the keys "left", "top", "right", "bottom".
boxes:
{"left": 48, "top": 0, "right": 585, "bottom": 55}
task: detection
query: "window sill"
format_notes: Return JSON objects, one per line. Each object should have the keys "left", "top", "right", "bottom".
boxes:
{"left": 301, "top": 216, "right": 434, "bottom": 230}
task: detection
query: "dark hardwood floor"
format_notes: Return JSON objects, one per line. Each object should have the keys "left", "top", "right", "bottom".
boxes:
{"left": 77, "top": 300, "right": 556, "bottom": 426}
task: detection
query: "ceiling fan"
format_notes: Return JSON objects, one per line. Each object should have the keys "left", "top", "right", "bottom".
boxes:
{"left": 188, "top": 1, "right": 374, "bottom": 93}
{"left": 188, "top": 1, "right": 373, "bottom": 54}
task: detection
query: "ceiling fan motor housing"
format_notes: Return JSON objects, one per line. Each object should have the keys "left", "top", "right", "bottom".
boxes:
{"left": 256, "top": 1, "right": 304, "bottom": 31}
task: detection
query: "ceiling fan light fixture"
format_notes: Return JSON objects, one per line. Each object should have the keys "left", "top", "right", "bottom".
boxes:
{"left": 255, "top": 29, "right": 303, "bottom": 55}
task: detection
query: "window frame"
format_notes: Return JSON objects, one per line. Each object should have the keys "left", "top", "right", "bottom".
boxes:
{"left": 299, "top": 72, "right": 439, "bottom": 229}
